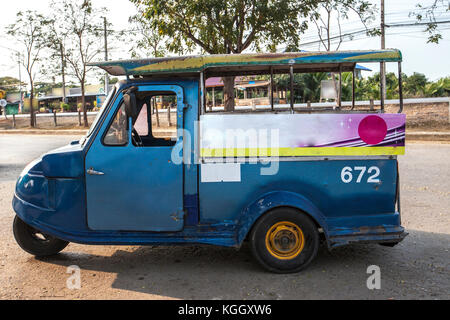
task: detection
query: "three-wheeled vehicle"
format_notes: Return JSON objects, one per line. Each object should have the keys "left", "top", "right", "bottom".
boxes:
{"left": 12, "top": 50, "right": 407, "bottom": 273}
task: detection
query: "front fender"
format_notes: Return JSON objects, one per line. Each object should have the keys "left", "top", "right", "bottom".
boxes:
{"left": 236, "top": 191, "right": 329, "bottom": 245}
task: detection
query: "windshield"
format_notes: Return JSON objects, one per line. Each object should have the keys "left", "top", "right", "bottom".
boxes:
{"left": 86, "top": 87, "right": 116, "bottom": 138}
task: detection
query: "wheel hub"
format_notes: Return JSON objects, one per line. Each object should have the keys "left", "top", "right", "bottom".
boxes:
{"left": 265, "top": 221, "right": 305, "bottom": 260}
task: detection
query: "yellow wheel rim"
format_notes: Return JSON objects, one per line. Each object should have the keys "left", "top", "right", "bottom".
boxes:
{"left": 265, "top": 221, "right": 305, "bottom": 260}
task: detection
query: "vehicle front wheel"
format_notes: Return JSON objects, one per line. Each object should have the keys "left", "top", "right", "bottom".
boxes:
{"left": 13, "top": 216, "right": 69, "bottom": 257}
{"left": 250, "top": 208, "right": 319, "bottom": 274}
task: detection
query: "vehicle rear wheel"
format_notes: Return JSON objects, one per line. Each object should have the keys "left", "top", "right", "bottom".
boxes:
{"left": 250, "top": 208, "right": 319, "bottom": 273}
{"left": 13, "top": 216, "right": 69, "bottom": 257}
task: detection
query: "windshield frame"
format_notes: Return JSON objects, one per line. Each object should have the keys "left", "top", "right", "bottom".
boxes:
{"left": 85, "top": 87, "right": 117, "bottom": 138}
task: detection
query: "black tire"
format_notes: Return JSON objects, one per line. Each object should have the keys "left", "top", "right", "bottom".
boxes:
{"left": 249, "top": 207, "right": 319, "bottom": 274}
{"left": 13, "top": 216, "right": 69, "bottom": 257}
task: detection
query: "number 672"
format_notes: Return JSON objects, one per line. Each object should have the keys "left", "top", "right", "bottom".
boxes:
{"left": 341, "top": 166, "right": 380, "bottom": 184}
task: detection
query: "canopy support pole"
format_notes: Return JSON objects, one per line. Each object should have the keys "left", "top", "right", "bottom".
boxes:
{"left": 352, "top": 68, "right": 356, "bottom": 110}
{"left": 338, "top": 64, "right": 342, "bottom": 109}
{"left": 398, "top": 62, "right": 404, "bottom": 113}
{"left": 270, "top": 66, "right": 274, "bottom": 111}
{"left": 290, "top": 64, "right": 294, "bottom": 113}
{"left": 380, "top": 62, "right": 385, "bottom": 112}
{"left": 200, "top": 71, "right": 206, "bottom": 115}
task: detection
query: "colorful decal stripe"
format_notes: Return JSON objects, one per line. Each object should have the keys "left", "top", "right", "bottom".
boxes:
{"left": 201, "top": 147, "right": 405, "bottom": 158}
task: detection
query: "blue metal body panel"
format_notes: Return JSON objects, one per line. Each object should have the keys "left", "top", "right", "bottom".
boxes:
{"left": 12, "top": 78, "right": 406, "bottom": 250}
{"left": 41, "top": 144, "right": 85, "bottom": 178}
{"left": 179, "top": 81, "right": 201, "bottom": 226}
{"left": 85, "top": 85, "right": 185, "bottom": 232}
{"left": 199, "top": 160, "right": 401, "bottom": 245}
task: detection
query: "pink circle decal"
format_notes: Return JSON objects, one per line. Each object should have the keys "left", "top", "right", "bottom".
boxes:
{"left": 358, "top": 115, "right": 388, "bottom": 145}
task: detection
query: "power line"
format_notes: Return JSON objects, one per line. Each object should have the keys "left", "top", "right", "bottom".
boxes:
{"left": 300, "top": 29, "right": 369, "bottom": 47}
{"left": 299, "top": 28, "right": 450, "bottom": 50}
{"left": 386, "top": 20, "right": 450, "bottom": 28}
{"left": 298, "top": 20, "right": 450, "bottom": 48}
{"left": 0, "top": 44, "right": 21, "bottom": 54}
{"left": 297, "top": 15, "right": 450, "bottom": 44}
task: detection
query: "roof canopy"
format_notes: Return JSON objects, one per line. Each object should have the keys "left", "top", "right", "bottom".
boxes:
{"left": 89, "top": 49, "right": 401, "bottom": 78}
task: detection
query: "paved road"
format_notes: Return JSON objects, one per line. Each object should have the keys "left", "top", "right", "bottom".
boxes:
{"left": 0, "top": 135, "right": 448, "bottom": 300}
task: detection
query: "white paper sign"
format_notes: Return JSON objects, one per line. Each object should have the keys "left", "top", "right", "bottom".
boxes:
{"left": 201, "top": 163, "right": 241, "bottom": 183}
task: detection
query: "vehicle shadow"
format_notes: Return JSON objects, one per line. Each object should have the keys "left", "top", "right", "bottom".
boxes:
{"left": 37, "top": 230, "right": 450, "bottom": 300}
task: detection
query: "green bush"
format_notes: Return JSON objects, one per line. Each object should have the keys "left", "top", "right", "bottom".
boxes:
{"left": 60, "top": 102, "right": 70, "bottom": 112}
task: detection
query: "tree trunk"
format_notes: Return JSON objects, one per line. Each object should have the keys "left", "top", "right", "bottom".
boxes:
{"left": 222, "top": 76, "right": 236, "bottom": 112}
{"left": 29, "top": 86, "right": 35, "bottom": 128}
{"left": 60, "top": 43, "right": 66, "bottom": 104}
{"left": 81, "top": 84, "right": 88, "bottom": 127}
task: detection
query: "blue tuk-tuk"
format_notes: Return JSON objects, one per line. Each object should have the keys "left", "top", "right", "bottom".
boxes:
{"left": 12, "top": 50, "right": 407, "bottom": 273}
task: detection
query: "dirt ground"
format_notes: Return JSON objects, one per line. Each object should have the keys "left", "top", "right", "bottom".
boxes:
{"left": 384, "top": 102, "right": 450, "bottom": 131}
{"left": 0, "top": 135, "right": 448, "bottom": 300}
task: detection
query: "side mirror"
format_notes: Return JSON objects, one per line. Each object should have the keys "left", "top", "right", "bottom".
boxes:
{"left": 123, "top": 86, "right": 138, "bottom": 120}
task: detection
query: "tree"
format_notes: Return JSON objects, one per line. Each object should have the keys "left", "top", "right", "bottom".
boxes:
{"left": 272, "top": 72, "right": 329, "bottom": 103}
{"left": 309, "top": 0, "right": 377, "bottom": 52}
{"left": 99, "top": 77, "right": 119, "bottom": 86}
{"left": 127, "top": 14, "right": 167, "bottom": 58}
{"left": 410, "top": 1, "right": 450, "bottom": 44}
{"left": 44, "top": 12, "right": 71, "bottom": 106}
{"left": 424, "top": 77, "right": 450, "bottom": 97}
{"left": 35, "top": 82, "right": 64, "bottom": 97}
{"left": 51, "top": 0, "right": 106, "bottom": 127}
{"left": 304, "top": 1, "right": 376, "bottom": 103}
{"left": 6, "top": 11, "right": 49, "bottom": 127}
{"left": 0, "top": 77, "right": 26, "bottom": 93}
{"left": 130, "top": 0, "right": 318, "bottom": 111}
{"left": 404, "top": 73, "right": 428, "bottom": 97}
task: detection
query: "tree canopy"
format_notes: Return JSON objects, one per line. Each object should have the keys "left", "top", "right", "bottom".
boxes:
{"left": 309, "top": 0, "right": 377, "bottom": 51}
{"left": 49, "top": 0, "right": 107, "bottom": 127}
{"left": 0, "top": 77, "right": 25, "bottom": 92}
{"left": 127, "top": 14, "right": 167, "bottom": 58}
{"left": 6, "top": 10, "right": 50, "bottom": 126}
{"left": 411, "top": 0, "right": 450, "bottom": 44}
{"left": 129, "top": 0, "right": 380, "bottom": 110}
{"left": 130, "top": 0, "right": 318, "bottom": 55}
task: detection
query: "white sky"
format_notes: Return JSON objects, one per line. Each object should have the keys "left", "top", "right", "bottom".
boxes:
{"left": 0, "top": 0, "right": 449, "bottom": 87}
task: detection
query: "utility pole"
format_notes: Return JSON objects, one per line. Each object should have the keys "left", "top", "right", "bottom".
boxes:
{"left": 104, "top": 17, "right": 109, "bottom": 96}
{"left": 380, "top": 0, "right": 386, "bottom": 101}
